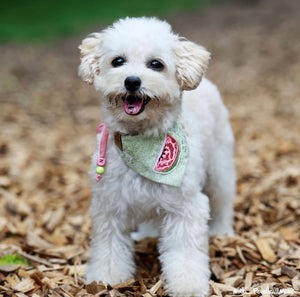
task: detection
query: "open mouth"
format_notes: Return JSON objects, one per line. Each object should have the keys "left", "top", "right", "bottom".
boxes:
{"left": 122, "top": 95, "right": 150, "bottom": 115}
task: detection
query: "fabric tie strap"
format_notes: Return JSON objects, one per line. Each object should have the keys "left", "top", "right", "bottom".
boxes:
{"left": 95, "top": 123, "right": 109, "bottom": 182}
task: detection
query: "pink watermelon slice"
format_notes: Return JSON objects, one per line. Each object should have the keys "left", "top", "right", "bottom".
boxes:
{"left": 154, "top": 133, "right": 179, "bottom": 172}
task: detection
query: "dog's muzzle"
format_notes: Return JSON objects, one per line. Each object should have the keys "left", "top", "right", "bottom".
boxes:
{"left": 122, "top": 94, "right": 150, "bottom": 115}
{"left": 122, "top": 76, "right": 150, "bottom": 115}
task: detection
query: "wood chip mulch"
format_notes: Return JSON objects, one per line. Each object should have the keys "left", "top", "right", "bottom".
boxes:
{"left": 0, "top": 0, "right": 299, "bottom": 296}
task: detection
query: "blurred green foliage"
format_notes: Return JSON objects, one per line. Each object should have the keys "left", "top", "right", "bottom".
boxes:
{"left": 0, "top": 254, "right": 31, "bottom": 266}
{"left": 1, "top": 0, "right": 215, "bottom": 43}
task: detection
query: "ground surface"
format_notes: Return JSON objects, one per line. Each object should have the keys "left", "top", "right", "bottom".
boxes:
{"left": 0, "top": 0, "right": 299, "bottom": 296}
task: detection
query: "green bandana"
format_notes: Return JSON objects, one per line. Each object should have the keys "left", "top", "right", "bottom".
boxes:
{"left": 114, "top": 121, "right": 189, "bottom": 187}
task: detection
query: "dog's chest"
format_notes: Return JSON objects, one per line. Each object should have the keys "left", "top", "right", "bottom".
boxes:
{"left": 91, "top": 119, "right": 209, "bottom": 209}
{"left": 92, "top": 134, "right": 185, "bottom": 209}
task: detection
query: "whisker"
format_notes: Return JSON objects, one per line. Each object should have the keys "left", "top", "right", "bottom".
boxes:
{"left": 107, "top": 94, "right": 123, "bottom": 110}
{"left": 153, "top": 96, "right": 160, "bottom": 106}
{"left": 106, "top": 92, "right": 160, "bottom": 110}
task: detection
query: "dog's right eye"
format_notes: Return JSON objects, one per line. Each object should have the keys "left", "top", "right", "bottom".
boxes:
{"left": 112, "top": 57, "right": 126, "bottom": 67}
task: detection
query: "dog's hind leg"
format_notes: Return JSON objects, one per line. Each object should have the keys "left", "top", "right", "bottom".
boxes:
{"left": 206, "top": 122, "right": 235, "bottom": 236}
{"left": 130, "top": 220, "right": 160, "bottom": 241}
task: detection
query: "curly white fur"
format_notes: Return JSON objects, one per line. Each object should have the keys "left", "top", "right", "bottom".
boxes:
{"left": 78, "top": 17, "right": 235, "bottom": 297}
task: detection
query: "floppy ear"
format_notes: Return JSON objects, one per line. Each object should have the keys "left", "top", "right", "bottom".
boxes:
{"left": 174, "top": 39, "right": 211, "bottom": 91}
{"left": 78, "top": 33, "right": 102, "bottom": 85}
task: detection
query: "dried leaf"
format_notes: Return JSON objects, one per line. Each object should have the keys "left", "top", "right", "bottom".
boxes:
{"left": 12, "top": 277, "right": 35, "bottom": 293}
{"left": 86, "top": 281, "right": 100, "bottom": 294}
{"left": 281, "top": 265, "right": 298, "bottom": 278}
{"left": 255, "top": 239, "right": 277, "bottom": 263}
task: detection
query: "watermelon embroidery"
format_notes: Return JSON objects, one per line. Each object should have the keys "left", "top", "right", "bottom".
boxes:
{"left": 114, "top": 121, "right": 189, "bottom": 187}
{"left": 154, "top": 133, "right": 179, "bottom": 172}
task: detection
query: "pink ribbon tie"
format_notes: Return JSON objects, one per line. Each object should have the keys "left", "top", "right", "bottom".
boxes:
{"left": 97, "top": 157, "right": 106, "bottom": 167}
{"left": 95, "top": 123, "right": 109, "bottom": 182}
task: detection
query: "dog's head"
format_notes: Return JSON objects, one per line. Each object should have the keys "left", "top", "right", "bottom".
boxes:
{"left": 79, "top": 17, "right": 210, "bottom": 135}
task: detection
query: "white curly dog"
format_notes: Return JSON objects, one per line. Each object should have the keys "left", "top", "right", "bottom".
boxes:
{"left": 78, "top": 17, "right": 235, "bottom": 297}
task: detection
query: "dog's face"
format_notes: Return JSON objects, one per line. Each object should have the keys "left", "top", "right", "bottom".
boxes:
{"left": 79, "top": 17, "right": 210, "bottom": 134}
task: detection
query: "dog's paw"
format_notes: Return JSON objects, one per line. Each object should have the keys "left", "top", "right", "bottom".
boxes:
{"left": 209, "top": 223, "right": 234, "bottom": 237}
{"left": 164, "top": 272, "right": 210, "bottom": 297}
{"left": 86, "top": 271, "right": 128, "bottom": 286}
{"left": 86, "top": 262, "right": 134, "bottom": 285}
{"left": 161, "top": 251, "right": 210, "bottom": 297}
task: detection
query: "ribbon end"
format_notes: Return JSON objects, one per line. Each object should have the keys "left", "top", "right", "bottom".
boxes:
{"left": 96, "top": 174, "right": 102, "bottom": 182}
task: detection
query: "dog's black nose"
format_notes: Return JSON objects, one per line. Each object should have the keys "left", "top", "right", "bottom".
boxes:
{"left": 124, "top": 76, "right": 141, "bottom": 92}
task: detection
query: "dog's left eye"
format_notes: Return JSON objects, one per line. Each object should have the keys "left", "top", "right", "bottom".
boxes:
{"left": 112, "top": 57, "right": 126, "bottom": 67}
{"left": 148, "top": 59, "right": 164, "bottom": 71}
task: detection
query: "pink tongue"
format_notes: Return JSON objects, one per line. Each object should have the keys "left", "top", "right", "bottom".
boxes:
{"left": 124, "top": 98, "right": 143, "bottom": 115}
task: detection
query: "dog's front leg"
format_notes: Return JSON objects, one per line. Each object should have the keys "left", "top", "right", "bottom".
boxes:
{"left": 159, "top": 192, "right": 211, "bottom": 297}
{"left": 86, "top": 203, "right": 135, "bottom": 284}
